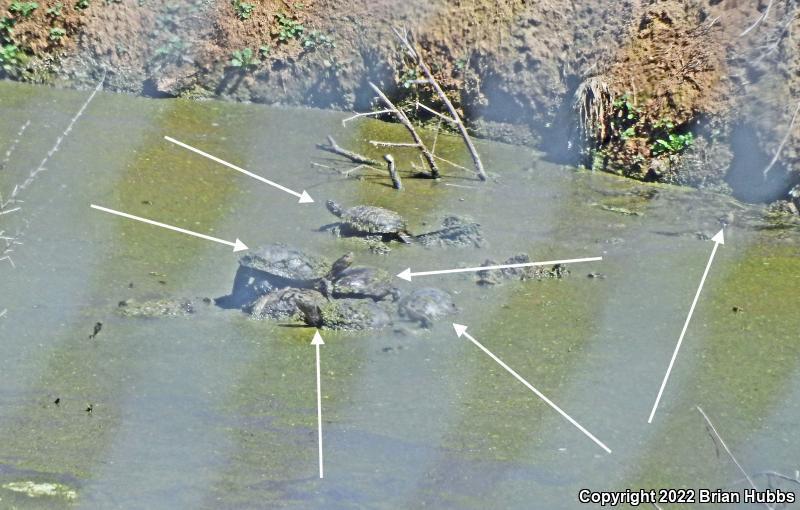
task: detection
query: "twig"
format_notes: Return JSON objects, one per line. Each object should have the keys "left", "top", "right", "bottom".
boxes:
{"left": 431, "top": 120, "right": 442, "bottom": 155}
{"left": 384, "top": 154, "right": 402, "bottom": 190}
{"left": 697, "top": 406, "right": 773, "bottom": 510}
{"left": 8, "top": 72, "right": 105, "bottom": 205}
{"left": 740, "top": 0, "right": 775, "bottom": 36}
{"left": 394, "top": 28, "right": 487, "bottom": 181}
{"left": 433, "top": 154, "right": 473, "bottom": 173}
{"left": 316, "top": 136, "right": 379, "bottom": 165}
{"left": 341, "top": 109, "right": 394, "bottom": 126}
{"left": 369, "top": 141, "right": 421, "bottom": 148}
{"left": 1, "top": 120, "right": 30, "bottom": 171}
{"left": 415, "top": 101, "right": 457, "bottom": 125}
{"left": 368, "top": 81, "right": 440, "bottom": 178}
{"left": 0, "top": 207, "right": 21, "bottom": 216}
{"left": 763, "top": 100, "right": 800, "bottom": 179}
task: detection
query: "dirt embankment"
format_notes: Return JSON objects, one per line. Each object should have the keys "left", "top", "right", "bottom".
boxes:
{"left": 1, "top": 0, "right": 799, "bottom": 211}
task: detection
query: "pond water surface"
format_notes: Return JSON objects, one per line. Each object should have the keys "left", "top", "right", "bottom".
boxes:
{"left": 0, "top": 81, "right": 799, "bottom": 509}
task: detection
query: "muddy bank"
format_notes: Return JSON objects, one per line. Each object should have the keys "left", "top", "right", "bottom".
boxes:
{"left": 1, "top": 0, "right": 799, "bottom": 208}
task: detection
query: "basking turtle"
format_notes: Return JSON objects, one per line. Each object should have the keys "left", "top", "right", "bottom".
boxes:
{"left": 415, "top": 215, "right": 485, "bottom": 248}
{"left": 298, "top": 298, "right": 392, "bottom": 330}
{"left": 220, "top": 244, "right": 332, "bottom": 308}
{"left": 325, "top": 200, "right": 413, "bottom": 243}
{"left": 398, "top": 287, "right": 459, "bottom": 327}
{"left": 247, "top": 288, "right": 327, "bottom": 321}
{"left": 327, "top": 266, "right": 395, "bottom": 301}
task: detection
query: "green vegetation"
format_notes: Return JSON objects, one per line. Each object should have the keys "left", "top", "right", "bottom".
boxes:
{"left": 49, "top": 27, "right": 66, "bottom": 42}
{"left": 153, "top": 35, "right": 185, "bottom": 60}
{"left": 231, "top": 0, "right": 253, "bottom": 20}
{"left": 652, "top": 132, "right": 694, "bottom": 155}
{"left": 46, "top": 2, "right": 63, "bottom": 16}
{"left": 0, "top": 43, "right": 22, "bottom": 72}
{"left": 9, "top": 2, "right": 38, "bottom": 17}
{"left": 230, "top": 47, "right": 258, "bottom": 69}
{"left": 275, "top": 13, "right": 303, "bottom": 42}
{"left": 301, "top": 30, "right": 334, "bottom": 50}
{"left": 259, "top": 45, "right": 271, "bottom": 58}
{"left": 650, "top": 118, "right": 694, "bottom": 155}
{"left": 75, "top": 0, "right": 90, "bottom": 10}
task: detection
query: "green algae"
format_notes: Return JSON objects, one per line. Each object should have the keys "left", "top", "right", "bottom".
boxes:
{"left": 0, "top": 80, "right": 798, "bottom": 509}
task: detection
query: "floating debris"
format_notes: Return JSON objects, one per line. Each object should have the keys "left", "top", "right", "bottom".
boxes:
{"left": 3, "top": 481, "right": 77, "bottom": 501}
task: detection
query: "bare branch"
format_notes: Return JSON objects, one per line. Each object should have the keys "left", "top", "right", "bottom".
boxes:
{"left": 0, "top": 207, "right": 21, "bottom": 216}
{"left": 384, "top": 154, "right": 403, "bottom": 190}
{"left": 697, "top": 406, "right": 773, "bottom": 510}
{"left": 740, "top": 0, "right": 774, "bottom": 36}
{"left": 317, "top": 136, "right": 379, "bottom": 165}
{"left": 341, "top": 109, "right": 394, "bottom": 126}
{"left": 394, "top": 28, "right": 487, "bottom": 181}
{"left": 763, "top": 100, "right": 800, "bottom": 179}
{"left": 433, "top": 154, "right": 473, "bottom": 173}
{"left": 416, "top": 101, "right": 457, "bottom": 125}
{"left": 369, "top": 141, "right": 421, "bottom": 148}
{"left": 0, "top": 309, "right": 6, "bottom": 318}
{"left": 368, "top": 81, "right": 440, "bottom": 178}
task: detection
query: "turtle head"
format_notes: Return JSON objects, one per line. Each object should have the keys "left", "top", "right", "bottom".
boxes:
{"left": 297, "top": 300, "right": 323, "bottom": 328}
{"left": 326, "top": 200, "right": 344, "bottom": 218}
{"left": 329, "top": 251, "right": 354, "bottom": 277}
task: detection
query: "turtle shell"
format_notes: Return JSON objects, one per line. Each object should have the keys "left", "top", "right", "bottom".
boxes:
{"left": 340, "top": 205, "right": 406, "bottom": 234}
{"left": 398, "top": 287, "right": 458, "bottom": 325}
{"left": 331, "top": 267, "right": 393, "bottom": 300}
{"left": 239, "top": 244, "right": 331, "bottom": 285}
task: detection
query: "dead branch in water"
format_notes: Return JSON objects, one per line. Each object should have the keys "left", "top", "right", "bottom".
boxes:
{"left": 317, "top": 136, "right": 379, "bottom": 166}
{"left": 384, "top": 154, "right": 403, "bottom": 190}
{"left": 740, "top": 0, "right": 775, "bottom": 36}
{"left": 393, "top": 27, "right": 487, "bottom": 181}
{"left": 368, "top": 81, "right": 440, "bottom": 178}
{"left": 697, "top": 406, "right": 773, "bottom": 510}
{"left": 340, "top": 109, "right": 394, "bottom": 127}
{"left": 1, "top": 120, "right": 31, "bottom": 171}
{"left": 763, "top": 100, "right": 800, "bottom": 179}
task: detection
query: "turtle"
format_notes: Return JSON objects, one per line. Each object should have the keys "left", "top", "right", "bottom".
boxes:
{"left": 415, "top": 215, "right": 485, "bottom": 248}
{"left": 247, "top": 288, "right": 327, "bottom": 321}
{"left": 297, "top": 298, "right": 392, "bottom": 330}
{"left": 327, "top": 266, "right": 396, "bottom": 301}
{"left": 325, "top": 200, "right": 413, "bottom": 243}
{"left": 219, "top": 244, "right": 332, "bottom": 308}
{"left": 398, "top": 287, "right": 459, "bottom": 327}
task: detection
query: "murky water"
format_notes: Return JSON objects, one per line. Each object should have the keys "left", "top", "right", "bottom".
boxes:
{"left": 1, "top": 80, "right": 799, "bottom": 509}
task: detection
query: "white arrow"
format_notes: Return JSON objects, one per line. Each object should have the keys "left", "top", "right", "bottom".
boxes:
{"left": 453, "top": 323, "right": 612, "bottom": 454}
{"left": 397, "top": 256, "right": 603, "bottom": 281}
{"left": 311, "top": 330, "right": 325, "bottom": 479}
{"left": 90, "top": 204, "right": 248, "bottom": 252}
{"left": 164, "top": 136, "right": 313, "bottom": 204}
{"left": 647, "top": 228, "right": 725, "bottom": 423}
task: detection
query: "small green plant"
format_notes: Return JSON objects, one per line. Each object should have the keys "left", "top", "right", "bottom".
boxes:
{"left": 46, "top": 2, "right": 63, "bottom": 16}
{"left": 621, "top": 126, "right": 636, "bottom": 139}
{"left": 9, "top": 2, "right": 39, "bottom": 17}
{"left": 275, "top": 13, "right": 303, "bottom": 42}
{"left": 153, "top": 35, "right": 185, "bottom": 59}
{"left": 301, "top": 30, "right": 333, "bottom": 50}
{"left": 231, "top": 0, "right": 253, "bottom": 20}
{"left": 652, "top": 132, "right": 694, "bottom": 155}
{"left": 230, "top": 47, "right": 258, "bottom": 69}
{"left": 0, "top": 43, "right": 22, "bottom": 72}
{"left": 454, "top": 58, "right": 466, "bottom": 72}
{"left": 0, "top": 16, "right": 15, "bottom": 43}
{"left": 49, "top": 27, "right": 66, "bottom": 41}
{"left": 259, "top": 44, "right": 270, "bottom": 58}
{"left": 75, "top": 0, "right": 90, "bottom": 10}
{"left": 612, "top": 93, "right": 641, "bottom": 120}
{"left": 400, "top": 67, "right": 419, "bottom": 89}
